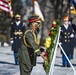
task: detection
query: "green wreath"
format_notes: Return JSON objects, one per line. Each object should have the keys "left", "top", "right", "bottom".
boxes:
{"left": 43, "top": 19, "right": 60, "bottom": 74}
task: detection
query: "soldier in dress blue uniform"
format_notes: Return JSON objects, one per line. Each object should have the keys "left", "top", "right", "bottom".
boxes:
{"left": 60, "top": 16, "right": 75, "bottom": 67}
{"left": 10, "top": 14, "right": 25, "bottom": 65}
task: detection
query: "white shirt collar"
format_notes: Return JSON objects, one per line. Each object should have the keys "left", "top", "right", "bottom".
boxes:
{"left": 16, "top": 21, "right": 20, "bottom": 26}
{"left": 63, "top": 24, "right": 68, "bottom": 29}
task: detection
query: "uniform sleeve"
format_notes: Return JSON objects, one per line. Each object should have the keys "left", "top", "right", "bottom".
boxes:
{"left": 72, "top": 24, "right": 76, "bottom": 32}
{"left": 70, "top": 25, "right": 75, "bottom": 35}
{"left": 22, "top": 23, "right": 26, "bottom": 34}
{"left": 59, "top": 26, "right": 63, "bottom": 42}
{"left": 10, "top": 23, "right": 14, "bottom": 40}
{"left": 25, "top": 31, "right": 41, "bottom": 56}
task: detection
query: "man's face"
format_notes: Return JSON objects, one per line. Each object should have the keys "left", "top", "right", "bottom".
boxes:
{"left": 63, "top": 20, "right": 69, "bottom": 25}
{"left": 15, "top": 17, "right": 21, "bottom": 21}
{"left": 31, "top": 22, "right": 38, "bottom": 30}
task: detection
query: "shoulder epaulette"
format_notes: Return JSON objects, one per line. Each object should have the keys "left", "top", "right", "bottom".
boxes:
{"left": 23, "top": 30, "right": 31, "bottom": 48}
{"left": 23, "top": 29, "right": 39, "bottom": 47}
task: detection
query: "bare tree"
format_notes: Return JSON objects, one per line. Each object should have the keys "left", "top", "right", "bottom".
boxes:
{"left": 0, "top": 0, "right": 70, "bottom": 45}
{"left": 39, "top": 0, "right": 69, "bottom": 45}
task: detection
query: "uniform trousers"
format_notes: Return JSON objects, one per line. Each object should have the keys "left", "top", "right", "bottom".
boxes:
{"left": 17, "top": 45, "right": 33, "bottom": 75}
{"left": 14, "top": 51, "right": 19, "bottom": 65}
{"left": 62, "top": 54, "right": 71, "bottom": 66}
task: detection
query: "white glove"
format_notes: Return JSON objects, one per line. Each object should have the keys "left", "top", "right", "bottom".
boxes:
{"left": 70, "top": 33, "right": 74, "bottom": 38}
{"left": 59, "top": 42, "right": 62, "bottom": 45}
{"left": 10, "top": 40, "right": 14, "bottom": 44}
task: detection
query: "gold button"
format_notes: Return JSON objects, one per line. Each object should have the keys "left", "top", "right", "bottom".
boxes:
{"left": 15, "top": 37, "right": 17, "bottom": 39}
{"left": 64, "top": 36, "right": 67, "bottom": 38}
{"left": 19, "top": 37, "right": 21, "bottom": 39}
{"left": 68, "top": 36, "right": 70, "bottom": 38}
{"left": 65, "top": 40, "right": 67, "bottom": 42}
{"left": 68, "top": 32, "right": 70, "bottom": 34}
{"left": 19, "top": 30, "right": 21, "bottom": 31}
{"left": 68, "top": 40, "right": 70, "bottom": 42}
{"left": 65, "top": 32, "right": 66, "bottom": 34}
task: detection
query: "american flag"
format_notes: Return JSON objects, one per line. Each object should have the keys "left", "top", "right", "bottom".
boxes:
{"left": 0, "top": 0, "right": 13, "bottom": 17}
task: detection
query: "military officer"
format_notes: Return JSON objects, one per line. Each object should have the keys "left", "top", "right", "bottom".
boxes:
{"left": 60, "top": 16, "right": 75, "bottom": 67}
{"left": 10, "top": 14, "right": 25, "bottom": 65}
{"left": 17, "top": 16, "right": 47, "bottom": 75}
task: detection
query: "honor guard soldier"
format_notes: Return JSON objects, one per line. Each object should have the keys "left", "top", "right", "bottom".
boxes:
{"left": 10, "top": 14, "right": 25, "bottom": 65}
{"left": 17, "top": 15, "right": 47, "bottom": 75}
{"left": 60, "top": 16, "right": 75, "bottom": 67}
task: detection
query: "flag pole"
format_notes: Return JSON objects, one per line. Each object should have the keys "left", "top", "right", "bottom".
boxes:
{"left": 32, "top": 0, "right": 35, "bottom": 15}
{"left": 68, "top": 0, "right": 71, "bottom": 17}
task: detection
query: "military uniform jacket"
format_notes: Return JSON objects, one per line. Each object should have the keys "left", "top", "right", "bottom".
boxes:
{"left": 18, "top": 30, "right": 41, "bottom": 66}
{"left": 10, "top": 21, "right": 25, "bottom": 52}
{"left": 60, "top": 25, "right": 75, "bottom": 55}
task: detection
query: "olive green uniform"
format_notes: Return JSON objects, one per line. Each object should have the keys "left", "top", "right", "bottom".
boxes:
{"left": 17, "top": 30, "right": 42, "bottom": 75}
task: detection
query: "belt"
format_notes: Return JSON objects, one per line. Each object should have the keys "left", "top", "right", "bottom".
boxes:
{"left": 14, "top": 31, "right": 22, "bottom": 35}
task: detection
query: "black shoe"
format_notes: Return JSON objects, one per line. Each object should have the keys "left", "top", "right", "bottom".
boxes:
{"left": 15, "top": 63, "right": 19, "bottom": 65}
{"left": 67, "top": 65, "right": 70, "bottom": 67}
{"left": 62, "top": 65, "right": 66, "bottom": 67}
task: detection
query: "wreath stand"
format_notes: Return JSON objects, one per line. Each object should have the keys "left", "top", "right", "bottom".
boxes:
{"left": 48, "top": 27, "right": 76, "bottom": 75}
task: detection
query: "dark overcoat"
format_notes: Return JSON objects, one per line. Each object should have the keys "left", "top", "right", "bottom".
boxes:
{"left": 10, "top": 21, "right": 25, "bottom": 52}
{"left": 60, "top": 25, "right": 75, "bottom": 55}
